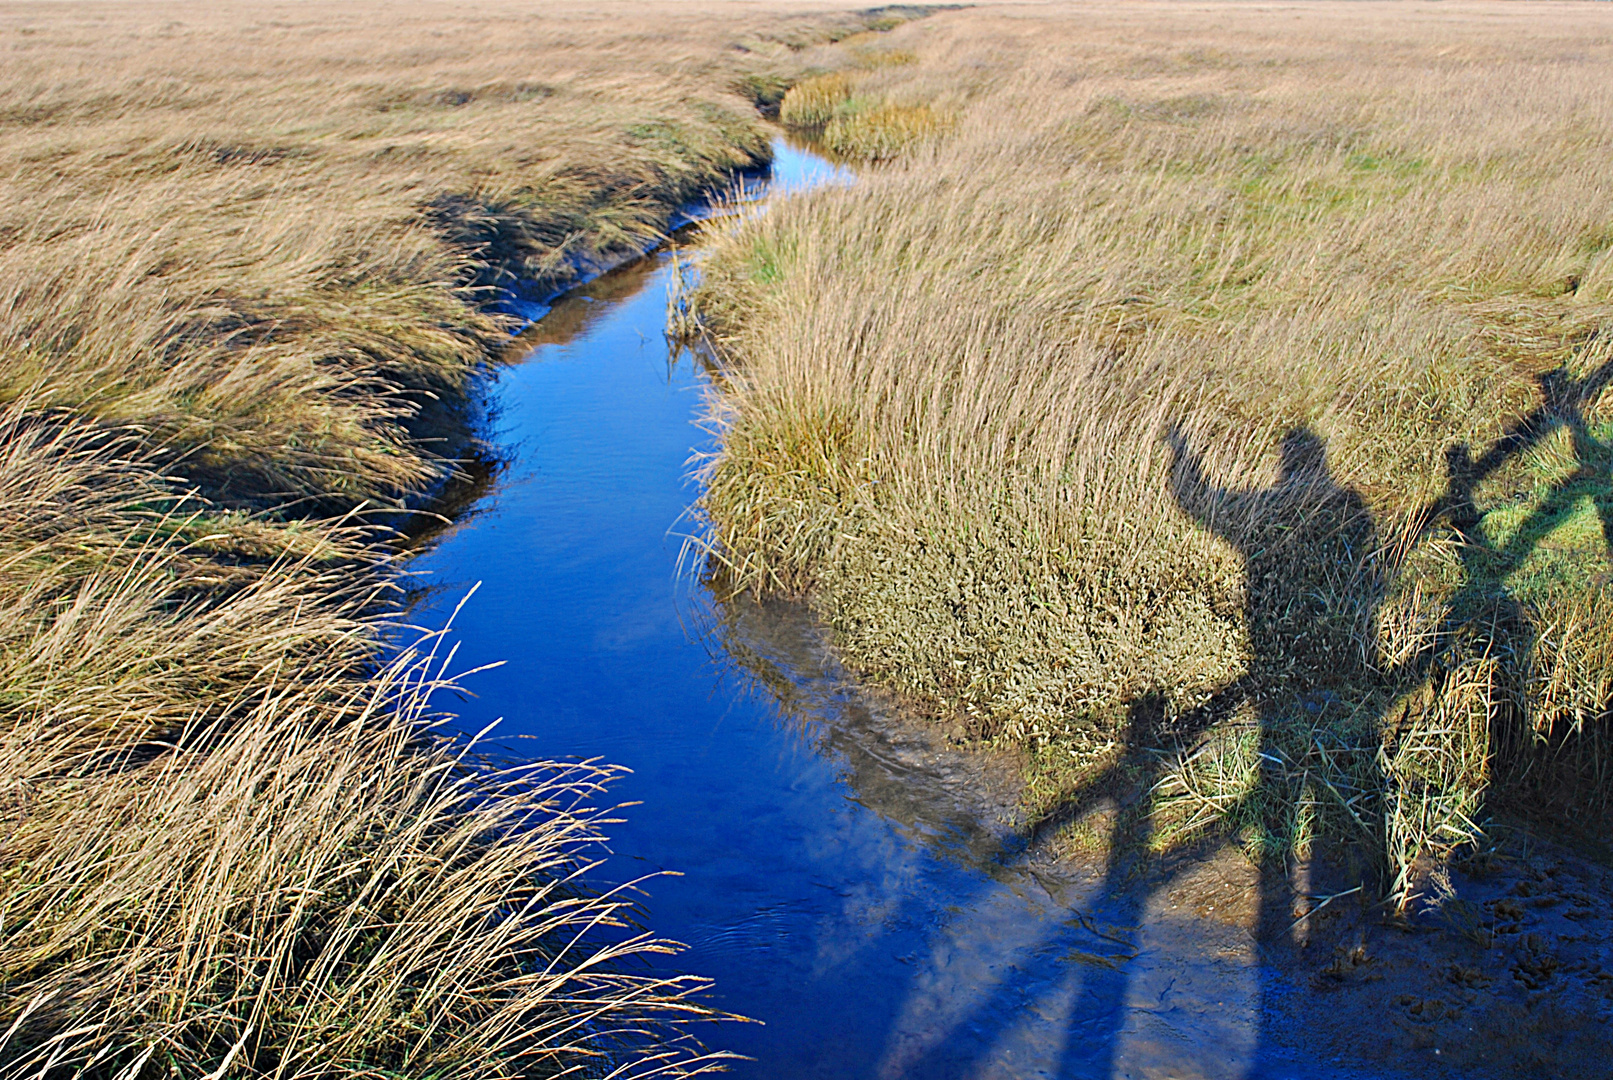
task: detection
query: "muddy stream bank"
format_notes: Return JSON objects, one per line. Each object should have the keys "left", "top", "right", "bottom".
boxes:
{"left": 403, "top": 138, "right": 1613, "bottom": 1080}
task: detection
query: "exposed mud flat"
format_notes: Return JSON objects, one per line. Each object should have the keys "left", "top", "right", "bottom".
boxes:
{"left": 1262, "top": 837, "right": 1613, "bottom": 1079}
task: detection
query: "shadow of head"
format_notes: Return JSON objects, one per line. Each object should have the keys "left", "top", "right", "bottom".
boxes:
{"left": 1122, "top": 690, "right": 1170, "bottom": 744}
{"left": 1277, "top": 426, "right": 1329, "bottom": 488}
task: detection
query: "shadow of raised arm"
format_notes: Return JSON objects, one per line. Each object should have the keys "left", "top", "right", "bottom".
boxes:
{"left": 1165, "top": 423, "right": 1239, "bottom": 543}
{"left": 1406, "top": 357, "right": 1613, "bottom": 547}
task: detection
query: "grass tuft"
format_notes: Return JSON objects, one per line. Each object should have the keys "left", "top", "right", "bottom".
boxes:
{"left": 779, "top": 72, "right": 856, "bottom": 130}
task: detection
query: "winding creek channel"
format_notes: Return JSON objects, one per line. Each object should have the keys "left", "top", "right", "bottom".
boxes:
{"left": 404, "top": 140, "right": 1371, "bottom": 1080}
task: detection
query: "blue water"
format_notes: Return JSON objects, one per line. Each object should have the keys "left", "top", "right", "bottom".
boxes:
{"left": 404, "top": 141, "right": 1364, "bottom": 1080}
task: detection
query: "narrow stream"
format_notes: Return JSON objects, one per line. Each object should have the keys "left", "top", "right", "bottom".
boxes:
{"left": 405, "top": 140, "right": 1363, "bottom": 1080}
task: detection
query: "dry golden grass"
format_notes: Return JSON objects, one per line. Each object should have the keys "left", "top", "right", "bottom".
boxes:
{"left": 778, "top": 43, "right": 954, "bottom": 159}
{"left": 0, "top": 0, "right": 916, "bottom": 508}
{"left": 692, "top": 1, "right": 1613, "bottom": 897}
{"left": 0, "top": 1, "right": 933, "bottom": 1073}
{"left": 0, "top": 406, "right": 730, "bottom": 1076}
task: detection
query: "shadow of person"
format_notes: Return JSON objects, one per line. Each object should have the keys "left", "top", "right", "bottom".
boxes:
{"left": 1165, "top": 423, "right": 1390, "bottom": 867}
{"left": 683, "top": 363, "right": 1605, "bottom": 1078}
{"left": 1061, "top": 425, "right": 1391, "bottom": 1074}
{"left": 1026, "top": 426, "right": 1396, "bottom": 1079}
{"left": 1421, "top": 357, "right": 1613, "bottom": 816}
{"left": 849, "top": 366, "right": 1607, "bottom": 1077}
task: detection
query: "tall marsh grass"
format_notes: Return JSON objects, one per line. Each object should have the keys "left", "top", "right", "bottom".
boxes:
{"left": 693, "top": 1, "right": 1613, "bottom": 898}
{"left": 0, "top": 408, "right": 728, "bottom": 1076}
{"left": 0, "top": 0, "right": 801, "bottom": 509}
{"left": 0, "top": 0, "right": 919, "bottom": 508}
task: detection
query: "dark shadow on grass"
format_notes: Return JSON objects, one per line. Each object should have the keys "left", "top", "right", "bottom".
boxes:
{"left": 1433, "top": 356, "right": 1613, "bottom": 819}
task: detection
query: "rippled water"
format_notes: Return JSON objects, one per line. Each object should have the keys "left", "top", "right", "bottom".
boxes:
{"left": 404, "top": 140, "right": 1367, "bottom": 1080}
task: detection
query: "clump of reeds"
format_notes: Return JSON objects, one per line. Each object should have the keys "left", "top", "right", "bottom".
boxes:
{"left": 822, "top": 101, "right": 953, "bottom": 161}
{"left": 667, "top": 248, "right": 703, "bottom": 344}
{"left": 0, "top": 404, "right": 729, "bottom": 1076}
{"left": 691, "top": 1, "right": 1613, "bottom": 899}
{"left": 779, "top": 72, "right": 857, "bottom": 129}
{"left": 779, "top": 68, "right": 954, "bottom": 161}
